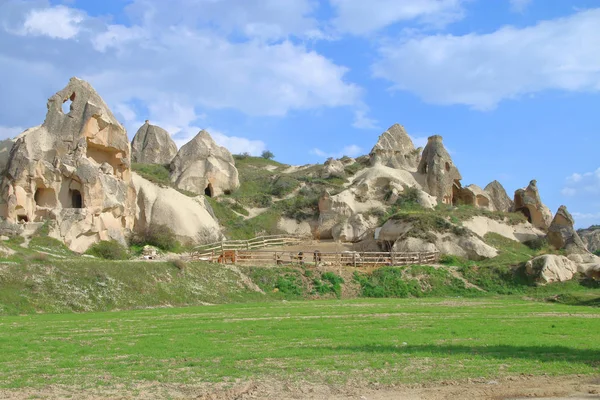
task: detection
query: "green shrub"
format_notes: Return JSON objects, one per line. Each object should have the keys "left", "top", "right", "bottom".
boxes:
{"left": 130, "top": 225, "right": 181, "bottom": 252}
{"left": 270, "top": 176, "right": 300, "bottom": 198}
{"left": 439, "top": 254, "right": 473, "bottom": 267}
{"left": 594, "top": 250, "right": 600, "bottom": 257}
{"left": 261, "top": 150, "right": 275, "bottom": 160}
{"left": 86, "top": 240, "right": 130, "bottom": 260}
{"left": 275, "top": 274, "right": 303, "bottom": 296}
{"left": 524, "top": 237, "right": 547, "bottom": 251}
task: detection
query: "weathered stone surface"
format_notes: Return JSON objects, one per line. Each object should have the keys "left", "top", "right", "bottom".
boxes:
{"left": 332, "top": 213, "right": 372, "bottom": 242}
{"left": 0, "top": 139, "right": 15, "bottom": 174}
{"left": 417, "top": 135, "right": 462, "bottom": 205}
{"left": 578, "top": 226, "right": 600, "bottom": 253}
{"left": 547, "top": 205, "right": 588, "bottom": 254}
{"left": 369, "top": 124, "right": 419, "bottom": 169}
{"left": 170, "top": 130, "right": 239, "bottom": 197}
{"left": 484, "top": 180, "right": 513, "bottom": 212}
{"left": 0, "top": 77, "right": 136, "bottom": 251}
{"left": 456, "top": 184, "right": 493, "bottom": 210}
{"left": 513, "top": 180, "right": 553, "bottom": 231}
{"left": 131, "top": 173, "right": 222, "bottom": 245}
{"left": 131, "top": 121, "right": 178, "bottom": 165}
{"left": 526, "top": 255, "right": 579, "bottom": 284}
{"left": 321, "top": 158, "right": 345, "bottom": 179}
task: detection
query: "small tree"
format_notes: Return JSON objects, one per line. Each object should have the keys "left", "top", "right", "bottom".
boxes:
{"left": 261, "top": 150, "right": 275, "bottom": 160}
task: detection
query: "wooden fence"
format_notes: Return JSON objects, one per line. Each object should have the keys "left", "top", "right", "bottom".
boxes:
{"left": 190, "top": 249, "right": 439, "bottom": 267}
{"left": 190, "top": 234, "right": 309, "bottom": 259}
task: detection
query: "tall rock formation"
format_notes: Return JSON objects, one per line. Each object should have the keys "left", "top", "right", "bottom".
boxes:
{"left": 455, "top": 184, "right": 493, "bottom": 210}
{"left": 578, "top": 226, "right": 600, "bottom": 253}
{"left": 513, "top": 180, "right": 553, "bottom": 231}
{"left": 547, "top": 206, "right": 587, "bottom": 253}
{"left": 0, "top": 77, "right": 136, "bottom": 252}
{"left": 369, "top": 124, "right": 419, "bottom": 169}
{"left": 484, "top": 180, "right": 513, "bottom": 212}
{"left": 417, "top": 135, "right": 462, "bottom": 205}
{"left": 131, "top": 121, "right": 178, "bottom": 165}
{"left": 170, "top": 130, "right": 239, "bottom": 197}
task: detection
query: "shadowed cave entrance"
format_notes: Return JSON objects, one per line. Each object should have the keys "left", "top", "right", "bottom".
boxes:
{"left": 70, "top": 190, "right": 83, "bottom": 209}
{"left": 205, "top": 183, "right": 214, "bottom": 198}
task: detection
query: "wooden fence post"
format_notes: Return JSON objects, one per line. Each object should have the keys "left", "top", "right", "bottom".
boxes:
{"left": 353, "top": 252, "right": 357, "bottom": 268}
{"left": 391, "top": 251, "right": 395, "bottom": 266}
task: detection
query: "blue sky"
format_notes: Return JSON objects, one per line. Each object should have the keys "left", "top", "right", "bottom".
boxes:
{"left": 0, "top": 0, "right": 599, "bottom": 227}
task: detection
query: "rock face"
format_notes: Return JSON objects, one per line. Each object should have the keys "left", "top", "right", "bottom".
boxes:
{"left": 455, "top": 184, "right": 493, "bottom": 210}
{"left": 484, "top": 180, "right": 513, "bottom": 212}
{"left": 0, "top": 77, "right": 136, "bottom": 252}
{"left": 578, "top": 226, "right": 600, "bottom": 253}
{"left": 369, "top": 124, "right": 419, "bottom": 169}
{"left": 547, "top": 206, "right": 588, "bottom": 253}
{"left": 417, "top": 135, "right": 462, "bottom": 205}
{"left": 169, "top": 130, "right": 239, "bottom": 197}
{"left": 131, "top": 121, "right": 178, "bottom": 165}
{"left": 513, "top": 180, "right": 553, "bottom": 231}
{"left": 321, "top": 158, "right": 345, "bottom": 179}
{"left": 131, "top": 173, "right": 222, "bottom": 245}
{"left": 526, "top": 255, "right": 579, "bottom": 284}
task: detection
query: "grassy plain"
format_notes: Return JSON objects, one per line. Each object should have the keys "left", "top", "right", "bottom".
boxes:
{"left": 0, "top": 298, "right": 598, "bottom": 391}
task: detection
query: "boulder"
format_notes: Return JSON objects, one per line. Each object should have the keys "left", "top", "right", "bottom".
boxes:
{"left": 547, "top": 206, "right": 588, "bottom": 254}
{"left": 578, "top": 226, "right": 600, "bottom": 253}
{"left": 369, "top": 124, "right": 419, "bottom": 169}
{"left": 392, "top": 237, "right": 437, "bottom": 253}
{"left": 321, "top": 158, "right": 345, "bottom": 179}
{"left": 332, "top": 213, "right": 372, "bottom": 242}
{"left": 131, "top": 173, "right": 222, "bottom": 245}
{"left": 484, "top": 180, "right": 513, "bottom": 212}
{"left": 525, "top": 255, "right": 579, "bottom": 284}
{"left": 513, "top": 180, "right": 553, "bottom": 231}
{"left": 131, "top": 121, "right": 178, "bottom": 165}
{"left": 170, "top": 130, "right": 240, "bottom": 197}
{"left": 0, "top": 77, "right": 136, "bottom": 252}
{"left": 417, "top": 135, "right": 462, "bottom": 205}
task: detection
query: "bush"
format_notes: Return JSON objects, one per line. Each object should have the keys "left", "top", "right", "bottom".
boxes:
{"left": 524, "top": 237, "right": 547, "bottom": 251}
{"left": 313, "top": 272, "right": 344, "bottom": 298}
{"left": 270, "top": 176, "right": 300, "bottom": 198}
{"left": 130, "top": 225, "right": 181, "bottom": 252}
{"left": 86, "top": 240, "right": 129, "bottom": 260}
{"left": 261, "top": 150, "right": 275, "bottom": 160}
{"left": 275, "top": 274, "right": 303, "bottom": 296}
{"left": 594, "top": 250, "right": 600, "bottom": 257}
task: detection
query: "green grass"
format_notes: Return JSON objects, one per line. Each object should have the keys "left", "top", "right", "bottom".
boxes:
{"left": 131, "top": 163, "right": 171, "bottom": 186}
{"left": 0, "top": 298, "right": 598, "bottom": 390}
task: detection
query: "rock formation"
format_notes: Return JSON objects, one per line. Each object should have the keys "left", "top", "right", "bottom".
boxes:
{"left": 321, "top": 158, "right": 345, "bottom": 179}
{"left": 547, "top": 206, "right": 588, "bottom": 253}
{"left": 369, "top": 124, "right": 420, "bottom": 169}
{"left": 578, "top": 226, "right": 600, "bottom": 253}
{"left": 170, "top": 130, "right": 240, "bottom": 197}
{"left": 455, "top": 184, "right": 493, "bottom": 210}
{"left": 131, "top": 173, "right": 222, "bottom": 245}
{"left": 484, "top": 180, "right": 513, "bottom": 212}
{"left": 417, "top": 135, "right": 462, "bottom": 205}
{"left": 131, "top": 121, "right": 178, "bottom": 165}
{"left": 525, "top": 255, "right": 579, "bottom": 284}
{"left": 513, "top": 180, "right": 553, "bottom": 231}
{"left": 0, "top": 77, "right": 136, "bottom": 252}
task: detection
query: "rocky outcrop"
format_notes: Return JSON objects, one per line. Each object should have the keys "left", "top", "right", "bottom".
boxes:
{"left": 131, "top": 121, "right": 178, "bottom": 165}
{"left": 0, "top": 77, "right": 136, "bottom": 252}
{"left": 417, "top": 135, "right": 462, "bottom": 205}
{"left": 578, "top": 226, "right": 600, "bottom": 253}
{"left": 526, "top": 255, "right": 579, "bottom": 284}
{"left": 321, "top": 158, "right": 345, "bottom": 179}
{"left": 547, "top": 206, "right": 588, "bottom": 253}
{"left": 513, "top": 180, "right": 553, "bottom": 231}
{"left": 131, "top": 173, "right": 222, "bottom": 245}
{"left": 369, "top": 124, "right": 419, "bottom": 169}
{"left": 484, "top": 180, "right": 513, "bottom": 212}
{"left": 0, "top": 139, "right": 15, "bottom": 173}
{"left": 170, "top": 130, "right": 240, "bottom": 197}
{"left": 455, "top": 184, "right": 493, "bottom": 210}
{"left": 332, "top": 213, "right": 372, "bottom": 242}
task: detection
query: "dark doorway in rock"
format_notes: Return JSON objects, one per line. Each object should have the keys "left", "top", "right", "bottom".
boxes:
{"left": 204, "top": 184, "right": 213, "bottom": 197}
{"left": 71, "top": 189, "right": 83, "bottom": 208}
{"left": 517, "top": 207, "right": 532, "bottom": 223}
{"left": 17, "top": 215, "right": 29, "bottom": 223}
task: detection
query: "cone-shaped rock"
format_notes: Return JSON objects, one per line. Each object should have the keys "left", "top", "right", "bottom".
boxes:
{"left": 417, "top": 135, "right": 462, "bottom": 204}
{"left": 131, "top": 121, "right": 178, "bottom": 165}
{"left": 369, "top": 124, "right": 419, "bottom": 169}
{"left": 484, "top": 180, "right": 513, "bottom": 212}
{"left": 513, "top": 180, "right": 553, "bottom": 230}
{"left": 169, "top": 130, "right": 239, "bottom": 197}
{"left": 547, "top": 205, "right": 588, "bottom": 254}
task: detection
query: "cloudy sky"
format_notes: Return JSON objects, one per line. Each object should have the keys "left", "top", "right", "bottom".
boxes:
{"left": 1, "top": 0, "right": 599, "bottom": 227}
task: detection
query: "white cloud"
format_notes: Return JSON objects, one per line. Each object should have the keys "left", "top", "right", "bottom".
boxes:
{"left": 352, "top": 110, "right": 379, "bottom": 129}
{"left": 562, "top": 167, "right": 600, "bottom": 198}
{"left": 572, "top": 212, "right": 600, "bottom": 221}
{"left": 330, "top": 0, "right": 467, "bottom": 35}
{"left": 510, "top": 0, "right": 532, "bottom": 13}
{"left": 373, "top": 8, "right": 600, "bottom": 110}
{"left": 310, "top": 144, "right": 363, "bottom": 159}
{"left": 20, "top": 5, "right": 84, "bottom": 39}
{"left": 0, "top": 126, "right": 24, "bottom": 139}
{"left": 92, "top": 25, "right": 146, "bottom": 52}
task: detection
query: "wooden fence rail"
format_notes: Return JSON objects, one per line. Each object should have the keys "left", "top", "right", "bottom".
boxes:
{"left": 190, "top": 234, "right": 309, "bottom": 257}
{"left": 189, "top": 249, "right": 439, "bottom": 267}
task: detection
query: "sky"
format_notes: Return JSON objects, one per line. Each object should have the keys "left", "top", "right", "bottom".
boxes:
{"left": 0, "top": 0, "right": 599, "bottom": 227}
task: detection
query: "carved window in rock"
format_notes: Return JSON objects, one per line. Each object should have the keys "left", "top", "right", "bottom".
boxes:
{"left": 70, "top": 189, "right": 83, "bottom": 209}
{"left": 34, "top": 188, "right": 57, "bottom": 208}
{"left": 205, "top": 183, "right": 214, "bottom": 198}
{"left": 62, "top": 93, "right": 76, "bottom": 115}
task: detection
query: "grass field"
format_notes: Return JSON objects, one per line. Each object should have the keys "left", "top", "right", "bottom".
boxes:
{"left": 0, "top": 298, "right": 598, "bottom": 392}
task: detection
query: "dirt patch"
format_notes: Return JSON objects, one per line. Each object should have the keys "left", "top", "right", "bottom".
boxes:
{"left": 1, "top": 375, "right": 597, "bottom": 399}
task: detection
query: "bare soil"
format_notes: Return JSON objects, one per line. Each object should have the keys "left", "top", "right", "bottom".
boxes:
{"left": 1, "top": 375, "right": 598, "bottom": 400}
